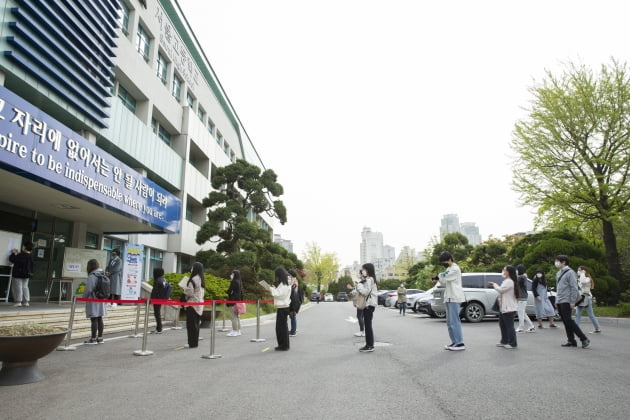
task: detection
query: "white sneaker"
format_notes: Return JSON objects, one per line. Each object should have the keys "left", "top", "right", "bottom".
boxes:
{"left": 526, "top": 327, "right": 536, "bottom": 332}
{"left": 236, "top": 330, "right": 241, "bottom": 336}
{"left": 516, "top": 328, "right": 524, "bottom": 333}
{"left": 13, "top": 303, "right": 22, "bottom": 307}
{"left": 24, "top": 303, "right": 29, "bottom": 307}
{"left": 226, "top": 331, "right": 238, "bottom": 337}
{"left": 354, "top": 331, "right": 365, "bottom": 337}
{"left": 111, "top": 303, "right": 117, "bottom": 308}
{"left": 504, "top": 344, "right": 515, "bottom": 349}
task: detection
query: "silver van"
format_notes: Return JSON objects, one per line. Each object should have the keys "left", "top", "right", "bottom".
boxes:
{"left": 431, "top": 272, "right": 537, "bottom": 323}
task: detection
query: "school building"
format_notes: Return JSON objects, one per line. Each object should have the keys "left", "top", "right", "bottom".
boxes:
{"left": 0, "top": 0, "right": 275, "bottom": 301}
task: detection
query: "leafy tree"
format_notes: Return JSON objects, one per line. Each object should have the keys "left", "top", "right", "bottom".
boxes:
{"left": 196, "top": 159, "right": 288, "bottom": 273}
{"left": 511, "top": 59, "right": 630, "bottom": 296}
{"left": 430, "top": 233, "right": 473, "bottom": 269}
{"left": 302, "top": 242, "right": 340, "bottom": 292}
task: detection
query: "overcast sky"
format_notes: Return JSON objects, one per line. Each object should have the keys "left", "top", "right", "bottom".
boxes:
{"left": 177, "top": 0, "right": 630, "bottom": 266}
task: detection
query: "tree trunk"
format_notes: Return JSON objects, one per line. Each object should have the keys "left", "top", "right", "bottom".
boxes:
{"left": 601, "top": 219, "right": 624, "bottom": 299}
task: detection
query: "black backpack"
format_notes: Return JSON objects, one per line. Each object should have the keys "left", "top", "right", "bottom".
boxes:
{"left": 93, "top": 272, "right": 111, "bottom": 299}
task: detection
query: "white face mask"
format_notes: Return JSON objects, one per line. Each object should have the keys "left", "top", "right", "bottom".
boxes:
{"left": 361, "top": 270, "right": 367, "bottom": 277}
{"left": 536, "top": 273, "right": 542, "bottom": 278}
{"left": 554, "top": 261, "right": 561, "bottom": 268}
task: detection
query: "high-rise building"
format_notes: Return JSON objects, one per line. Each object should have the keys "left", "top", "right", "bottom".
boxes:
{"left": 273, "top": 234, "right": 293, "bottom": 253}
{"left": 360, "top": 227, "right": 395, "bottom": 280}
{"left": 460, "top": 222, "right": 482, "bottom": 246}
{"left": 440, "top": 214, "right": 461, "bottom": 239}
{"left": 0, "top": 1, "right": 275, "bottom": 300}
{"left": 440, "top": 214, "right": 482, "bottom": 245}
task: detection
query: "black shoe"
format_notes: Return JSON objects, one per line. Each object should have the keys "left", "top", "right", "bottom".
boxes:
{"left": 274, "top": 346, "right": 289, "bottom": 351}
{"left": 561, "top": 342, "right": 577, "bottom": 347}
{"left": 96, "top": 338, "right": 104, "bottom": 344}
{"left": 582, "top": 338, "right": 590, "bottom": 348}
{"left": 84, "top": 338, "right": 98, "bottom": 345}
{"left": 359, "top": 345, "right": 374, "bottom": 352}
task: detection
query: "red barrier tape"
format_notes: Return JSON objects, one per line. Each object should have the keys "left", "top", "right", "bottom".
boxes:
{"left": 149, "top": 298, "right": 273, "bottom": 306}
{"left": 76, "top": 297, "right": 147, "bottom": 304}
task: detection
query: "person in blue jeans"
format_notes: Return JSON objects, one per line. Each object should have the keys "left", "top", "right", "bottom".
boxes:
{"left": 432, "top": 251, "right": 466, "bottom": 351}
{"left": 575, "top": 265, "right": 601, "bottom": 333}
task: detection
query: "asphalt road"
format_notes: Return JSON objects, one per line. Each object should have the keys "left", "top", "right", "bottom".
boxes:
{"left": 2, "top": 303, "right": 628, "bottom": 419}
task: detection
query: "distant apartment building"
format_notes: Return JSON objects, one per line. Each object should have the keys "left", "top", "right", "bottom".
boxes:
{"left": 440, "top": 214, "right": 482, "bottom": 246}
{"left": 273, "top": 234, "right": 293, "bottom": 253}
{"left": 460, "top": 222, "right": 481, "bottom": 246}
{"left": 360, "top": 226, "right": 394, "bottom": 280}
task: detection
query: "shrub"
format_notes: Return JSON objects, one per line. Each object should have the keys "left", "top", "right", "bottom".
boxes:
{"left": 163, "top": 271, "right": 229, "bottom": 301}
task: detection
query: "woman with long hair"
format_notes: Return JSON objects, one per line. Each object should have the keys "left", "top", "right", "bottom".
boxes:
{"left": 489, "top": 265, "right": 519, "bottom": 349}
{"left": 226, "top": 269, "right": 243, "bottom": 337}
{"left": 575, "top": 265, "right": 601, "bottom": 333}
{"left": 356, "top": 263, "right": 378, "bottom": 352}
{"left": 532, "top": 268, "right": 557, "bottom": 328}
{"left": 269, "top": 267, "right": 292, "bottom": 351}
{"left": 83, "top": 259, "right": 107, "bottom": 344}
{"left": 184, "top": 262, "right": 205, "bottom": 348}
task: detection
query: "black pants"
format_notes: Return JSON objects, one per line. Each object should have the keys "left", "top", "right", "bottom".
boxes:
{"left": 275, "top": 307, "right": 290, "bottom": 349}
{"left": 153, "top": 304, "right": 162, "bottom": 332}
{"left": 357, "top": 307, "right": 365, "bottom": 332}
{"left": 90, "top": 316, "right": 104, "bottom": 338}
{"left": 186, "top": 306, "right": 201, "bottom": 347}
{"left": 363, "top": 306, "right": 375, "bottom": 347}
{"left": 558, "top": 302, "right": 587, "bottom": 343}
{"left": 498, "top": 311, "right": 517, "bottom": 347}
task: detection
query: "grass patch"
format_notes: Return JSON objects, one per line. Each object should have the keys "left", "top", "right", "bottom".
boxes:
{"left": 593, "top": 306, "right": 629, "bottom": 318}
{"left": 0, "top": 324, "right": 63, "bottom": 336}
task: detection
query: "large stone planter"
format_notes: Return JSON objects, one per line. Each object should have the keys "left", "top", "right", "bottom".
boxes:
{"left": 0, "top": 327, "right": 68, "bottom": 386}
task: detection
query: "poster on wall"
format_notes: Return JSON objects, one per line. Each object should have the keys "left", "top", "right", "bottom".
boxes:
{"left": 121, "top": 244, "right": 144, "bottom": 300}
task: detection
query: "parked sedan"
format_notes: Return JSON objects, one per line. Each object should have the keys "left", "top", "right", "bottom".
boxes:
{"left": 406, "top": 287, "right": 436, "bottom": 312}
{"left": 337, "top": 292, "right": 348, "bottom": 302}
{"left": 377, "top": 290, "right": 393, "bottom": 306}
{"left": 385, "top": 289, "right": 424, "bottom": 308}
{"left": 324, "top": 293, "right": 334, "bottom": 302}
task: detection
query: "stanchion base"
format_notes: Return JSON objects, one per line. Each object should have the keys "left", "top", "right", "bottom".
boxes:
{"left": 133, "top": 350, "right": 154, "bottom": 356}
{"left": 56, "top": 345, "right": 77, "bottom": 351}
{"left": 128, "top": 334, "right": 143, "bottom": 338}
{"left": 250, "top": 338, "right": 266, "bottom": 342}
{"left": 171, "top": 326, "right": 183, "bottom": 330}
{"left": 218, "top": 328, "right": 230, "bottom": 332}
{"left": 201, "top": 354, "right": 223, "bottom": 359}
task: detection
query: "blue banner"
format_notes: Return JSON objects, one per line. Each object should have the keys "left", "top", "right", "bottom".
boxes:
{"left": 0, "top": 86, "right": 181, "bottom": 233}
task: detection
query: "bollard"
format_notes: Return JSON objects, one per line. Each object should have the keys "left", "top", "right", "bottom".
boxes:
{"left": 172, "top": 305, "right": 183, "bottom": 330}
{"left": 218, "top": 301, "right": 230, "bottom": 332}
{"left": 250, "top": 299, "right": 266, "bottom": 342}
{"left": 129, "top": 300, "right": 142, "bottom": 338}
{"left": 201, "top": 300, "right": 222, "bottom": 359}
{"left": 134, "top": 298, "right": 154, "bottom": 356}
{"left": 57, "top": 296, "right": 78, "bottom": 351}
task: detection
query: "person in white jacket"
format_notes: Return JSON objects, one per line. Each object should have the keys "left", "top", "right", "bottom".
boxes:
{"left": 432, "top": 251, "right": 466, "bottom": 351}
{"left": 269, "top": 267, "right": 292, "bottom": 351}
{"left": 489, "top": 266, "right": 520, "bottom": 349}
{"left": 356, "top": 263, "right": 378, "bottom": 352}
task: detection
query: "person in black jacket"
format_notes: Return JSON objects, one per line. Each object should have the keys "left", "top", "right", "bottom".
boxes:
{"left": 150, "top": 267, "right": 170, "bottom": 334}
{"left": 288, "top": 269, "right": 304, "bottom": 337}
{"left": 226, "top": 269, "right": 243, "bottom": 337}
{"left": 9, "top": 241, "right": 34, "bottom": 307}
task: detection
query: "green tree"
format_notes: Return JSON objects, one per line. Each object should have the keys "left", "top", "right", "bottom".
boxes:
{"left": 511, "top": 59, "right": 630, "bottom": 296}
{"left": 302, "top": 242, "right": 340, "bottom": 292}
{"left": 430, "top": 233, "right": 473, "bottom": 268}
{"left": 196, "top": 159, "right": 287, "bottom": 273}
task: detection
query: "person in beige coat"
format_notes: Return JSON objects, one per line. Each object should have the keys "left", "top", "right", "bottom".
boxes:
{"left": 489, "top": 265, "right": 520, "bottom": 349}
{"left": 184, "top": 262, "right": 205, "bottom": 348}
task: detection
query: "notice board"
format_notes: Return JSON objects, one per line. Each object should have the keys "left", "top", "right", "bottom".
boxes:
{"left": 62, "top": 248, "right": 108, "bottom": 278}
{"left": 0, "top": 230, "right": 23, "bottom": 266}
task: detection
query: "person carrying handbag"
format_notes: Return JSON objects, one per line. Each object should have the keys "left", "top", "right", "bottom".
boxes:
{"left": 356, "top": 263, "right": 378, "bottom": 353}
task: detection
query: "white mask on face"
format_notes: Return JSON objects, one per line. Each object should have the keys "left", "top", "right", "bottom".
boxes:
{"left": 361, "top": 270, "right": 367, "bottom": 277}
{"left": 536, "top": 273, "right": 542, "bottom": 278}
{"left": 554, "top": 261, "right": 561, "bottom": 268}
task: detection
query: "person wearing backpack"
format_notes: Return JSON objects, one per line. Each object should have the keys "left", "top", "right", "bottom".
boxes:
{"left": 83, "top": 259, "right": 108, "bottom": 344}
{"left": 150, "top": 267, "right": 171, "bottom": 334}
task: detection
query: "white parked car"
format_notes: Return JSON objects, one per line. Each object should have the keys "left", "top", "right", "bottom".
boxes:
{"left": 324, "top": 293, "right": 334, "bottom": 302}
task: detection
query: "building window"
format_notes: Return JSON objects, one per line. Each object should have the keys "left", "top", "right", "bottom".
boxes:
{"left": 117, "top": 85, "right": 136, "bottom": 112}
{"left": 149, "top": 248, "right": 163, "bottom": 275}
{"left": 151, "top": 118, "right": 158, "bottom": 134}
{"left": 185, "top": 203, "right": 193, "bottom": 222}
{"left": 156, "top": 53, "right": 168, "bottom": 85}
{"left": 186, "top": 91, "right": 194, "bottom": 110}
{"left": 136, "top": 24, "right": 150, "bottom": 62}
{"left": 224, "top": 143, "right": 229, "bottom": 155}
{"left": 172, "top": 75, "right": 182, "bottom": 101}
{"left": 85, "top": 232, "right": 99, "bottom": 249}
{"left": 197, "top": 106, "right": 205, "bottom": 122}
{"left": 103, "top": 237, "right": 125, "bottom": 262}
{"left": 207, "top": 119, "right": 215, "bottom": 136}
{"left": 158, "top": 125, "right": 171, "bottom": 145}
{"left": 120, "top": 2, "right": 130, "bottom": 35}
{"left": 216, "top": 132, "right": 223, "bottom": 146}
{"left": 230, "top": 150, "right": 236, "bottom": 162}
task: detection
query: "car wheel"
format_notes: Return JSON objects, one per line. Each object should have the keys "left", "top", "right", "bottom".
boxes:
{"left": 463, "top": 302, "right": 485, "bottom": 323}
{"left": 432, "top": 310, "right": 445, "bottom": 318}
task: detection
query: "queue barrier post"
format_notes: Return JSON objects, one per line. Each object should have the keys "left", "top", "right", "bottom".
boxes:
{"left": 134, "top": 298, "right": 154, "bottom": 356}
{"left": 128, "top": 300, "right": 142, "bottom": 338}
{"left": 218, "top": 301, "right": 229, "bottom": 332}
{"left": 201, "top": 300, "right": 222, "bottom": 359}
{"left": 172, "top": 305, "right": 183, "bottom": 330}
{"left": 250, "top": 299, "right": 266, "bottom": 343}
{"left": 57, "top": 296, "right": 78, "bottom": 351}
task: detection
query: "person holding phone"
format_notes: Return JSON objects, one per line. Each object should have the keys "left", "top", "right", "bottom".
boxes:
{"left": 432, "top": 251, "right": 466, "bottom": 351}
{"left": 356, "top": 263, "right": 378, "bottom": 353}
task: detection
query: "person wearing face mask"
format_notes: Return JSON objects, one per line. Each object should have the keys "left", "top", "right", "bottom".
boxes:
{"left": 531, "top": 268, "right": 557, "bottom": 328}
{"left": 226, "top": 269, "right": 242, "bottom": 337}
{"left": 431, "top": 251, "right": 466, "bottom": 351}
{"left": 554, "top": 255, "right": 589, "bottom": 348}
{"left": 575, "top": 266, "right": 601, "bottom": 333}
{"left": 488, "top": 265, "right": 520, "bottom": 349}
{"left": 515, "top": 264, "right": 536, "bottom": 333}
{"left": 356, "top": 263, "right": 378, "bottom": 352}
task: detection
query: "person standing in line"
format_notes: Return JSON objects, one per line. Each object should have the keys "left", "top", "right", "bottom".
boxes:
{"left": 184, "top": 262, "right": 205, "bottom": 348}
{"left": 226, "top": 269, "right": 243, "bottom": 337}
{"left": 357, "top": 263, "right": 378, "bottom": 353}
{"left": 397, "top": 282, "right": 407, "bottom": 316}
{"left": 347, "top": 271, "right": 365, "bottom": 337}
{"left": 83, "top": 259, "right": 107, "bottom": 344}
{"left": 555, "top": 255, "right": 590, "bottom": 348}
{"left": 105, "top": 248, "right": 123, "bottom": 307}
{"left": 532, "top": 269, "right": 557, "bottom": 328}
{"left": 288, "top": 269, "right": 303, "bottom": 337}
{"left": 150, "top": 267, "right": 169, "bottom": 334}
{"left": 515, "top": 264, "right": 536, "bottom": 333}
{"left": 431, "top": 251, "right": 466, "bottom": 351}
{"left": 489, "top": 266, "right": 520, "bottom": 349}
{"left": 575, "top": 265, "right": 602, "bottom": 334}
{"left": 9, "top": 241, "right": 34, "bottom": 307}
{"left": 268, "top": 267, "right": 291, "bottom": 351}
